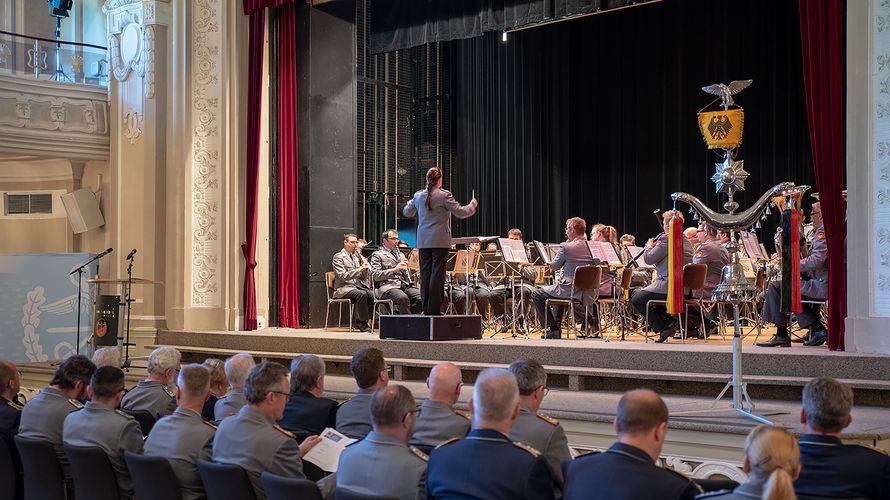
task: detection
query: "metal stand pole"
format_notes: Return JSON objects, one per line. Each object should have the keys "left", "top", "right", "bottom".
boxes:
{"left": 75, "top": 266, "right": 83, "bottom": 355}
{"left": 122, "top": 257, "right": 135, "bottom": 369}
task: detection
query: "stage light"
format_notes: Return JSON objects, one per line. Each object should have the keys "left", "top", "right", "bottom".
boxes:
{"left": 502, "top": 31, "right": 508, "bottom": 42}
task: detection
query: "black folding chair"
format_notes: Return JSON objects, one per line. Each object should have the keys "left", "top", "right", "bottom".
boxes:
{"left": 197, "top": 459, "right": 258, "bottom": 500}
{"left": 0, "top": 437, "right": 20, "bottom": 500}
{"left": 63, "top": 443, "right": 120, "bottom": 500}
{"left": 14, "top": 436, "right": 67, "bottom": 500}
{"left": 120, "top": 409, "right": 157, "bottom": 436}
{"left": 124, "top": 450, "right": 183, "bottom": 500}
{"left": 335, "top": 487, "right": 399, "bottom": 500}
{"left": 261, "top": 472, "right": 323, "bottom": 500}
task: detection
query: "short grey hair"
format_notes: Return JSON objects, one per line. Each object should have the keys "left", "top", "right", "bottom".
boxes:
{"left": 178, "top": 363, "right": 211, "bottom": 399}
{"left": 802, "top": 377, "right": 853, "bottom": 433}
{"left": 473, "top": 368, "right": 518, "bottom": 422}
{"left": 371, "top": 385, "right": 416, "bottom": 428}
{"left": 290, "top": 354, "right": 325, "bottom": 393}
{"left": 245, "top": 362, "right": 289, "bottom": 405}
{"left": 508, "top": 358, "right": 547, "bottom": 396}
{"left": 92, "top": 347, "right": 121, "bottom": 368}
{"left": 147, "top": 346, "right": 181, "bottom": 376}
{"left": 225, "top": 352, "right": 256, "bottom": 389}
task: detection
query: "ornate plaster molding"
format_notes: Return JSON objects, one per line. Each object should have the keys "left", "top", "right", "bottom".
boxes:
{"left": 569, "top": 445, "right": 748, "bottom": 483}
{"left": 874, "top": 0, "right": 890, "bottom": 313}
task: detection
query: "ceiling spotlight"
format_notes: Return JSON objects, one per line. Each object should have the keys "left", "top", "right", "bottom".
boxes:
{"left": 502, "top": 31, "right": 508, "bottom": 42}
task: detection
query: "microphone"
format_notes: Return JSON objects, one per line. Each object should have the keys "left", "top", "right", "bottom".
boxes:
{"left": 96, "top": 247, "right": 114, "bottom": 259}
{"left": 126, "top": 249, "right": 137, "bottom": 260}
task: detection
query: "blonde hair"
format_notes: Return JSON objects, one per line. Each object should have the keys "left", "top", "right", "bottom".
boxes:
{"left": 744, "top": 425, "right": 799, "bottom": 500}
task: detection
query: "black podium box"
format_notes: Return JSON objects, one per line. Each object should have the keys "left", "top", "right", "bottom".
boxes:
{"left": 379, "top": 315, "right": 482, "bottom": 341}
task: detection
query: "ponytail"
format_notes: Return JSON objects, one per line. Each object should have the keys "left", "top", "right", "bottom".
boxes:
{"left": 761, "top": 468, "right": 796, "bottom": 500}
{"left": 425, "top": 167, "right": 442, "bottom": 210}
{"left": 743, "top": 425, "right": 800, "bottom": 500}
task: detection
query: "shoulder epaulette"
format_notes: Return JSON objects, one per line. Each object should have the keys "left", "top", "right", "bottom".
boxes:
{"left": 273, "top": 424, "right": 296, "bottom": 439}
{"left": 535, "top": 412, "right": 559, "bottom": 426}
{"left": 435, "top": 437, "right": 461, "bottom": 449}
{"left": 115, "top": 409, "right": 135, "bottom": 420}
{"left": 202, "top": 420, "right": 218, "bottom": 430}
{"left": 853, "top": 443, "right": 889, "bottom": 456}
{"left": 512, "top": 440, "right": 541, "bottom": 457}
{"left": 694, "top": 490, "right": 731, "bottom": 499}
{"left": 68, "top": 399, "right": 84, "bottom": 409}
{"left": 409, "top": 445, "right": 429, "bottom": 462}
{"left": 6, "top": 400, "right": 22, "bottom": 411}
{"left": 453, "top": 409, "right": 470, "bottom": 421}
{"left": 163, "top": 386, "right": 176, "bottom": 398}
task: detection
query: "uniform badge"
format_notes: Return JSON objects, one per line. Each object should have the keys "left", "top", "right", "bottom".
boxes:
{"left": 409, "top": 445, "right": 429, "bottom": 462}
{"left": 273, "top": 424, "right": 296, "bottom": 439}
{"left": 115, "top": 409, "right": 136, "bottom": 419}
{"left": 6, "top": 400, "right": 22, "bottom": 411}
{"left": 512, "top": 440, "right": 542, "bottom": 457}
{"left": 817, "top": 230, "right": 825, "bottom": 239}
{"left": 163, "top": 386, "right": 177, "bottom": 398}
{"left": 535, "top": 412, "right": 559, "bottom": 426}
{"left": 435, "top": 437, "right": 461, "bottom": 449}
{"left": 453, "top": 409, "right": 471, "bottom": 421}
{"left": 202, "top": 420, "right": 218, "bottom": 430}
{"left": 68, "top": 398, "right": 84, "bottom": 409}
{"left": 696, "top": 250, "right": 704, "bottom": 258}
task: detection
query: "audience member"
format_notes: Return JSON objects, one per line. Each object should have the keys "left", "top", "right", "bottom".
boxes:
{"left": 508, "top": 358, "right": 571, "bottom": 490}
{"left": 794, "top": 377, "right": 890, "bottom": 500}
{"left": 121, "top": 345, "right": 181, "bottom": 419}
{"left": 92, "top": 346, "right": 122, "bottom": 368}
{"left": 278, "top": 354, "right": 338, "bottom": 435}
{"left": 63, "top": 366, "right": 143, "bottom": 500}
{"left": 145, "top": 364, "right": 217, "bottom": 500}
{"left": 201, "top": 358, "right": 227, "bottom": 421}
{"left": 699, "top": 425, "right": 799, "bottom": 500}
{"left": 0, "top": 359, "right": 22, "bottom": 442}
{"left": 337, "top": 385, "right": 427, "bottom": 499}
{"left": 212, "top": 362, "right": 322, "bottom": 500}
{"left": 562, "top": 389, "right": 700, "bottom": 500}
{"left": 214, "top": 352, "right": 255, "bottom": 420}
{"left": 410, "top": 362, "right": 469, "bottom": 449}
{"left": 18, "top": 354, "right": 96, "bottom": 483}
{"left": 337, "top": 347, "right": 388, "bottom": 439}
{"left": 426, "top": 368, "right": 555, "bottom": 499}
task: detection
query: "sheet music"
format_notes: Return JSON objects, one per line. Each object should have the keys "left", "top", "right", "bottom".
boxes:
{"left": 740, "top": 232, "right": 766, "bottom": 259}
{"left": 594, "top": 241, "right": 621, "bottom": 265}
{"left": 586, "top": 241, "right": 605, "bottom": 261}
{"left": 626, "top": 245, "right": 652, "bottom": 268}
{"left": 499, "top": 238, "right": 529, "bottom": 263}
{"left": 532, "top": 240, "right": 551, "bottom": 265}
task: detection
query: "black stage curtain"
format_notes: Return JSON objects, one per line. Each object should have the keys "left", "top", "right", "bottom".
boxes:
{"left": 369, "top": 0, "right": 651, "bottom": 54}
{"left": 446, "top": 0, "right": 816, "bottom": 247}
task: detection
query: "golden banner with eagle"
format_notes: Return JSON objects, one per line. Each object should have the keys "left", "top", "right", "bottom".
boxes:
{"left": 697, "top": 108, "right": 745, "bottom": 149}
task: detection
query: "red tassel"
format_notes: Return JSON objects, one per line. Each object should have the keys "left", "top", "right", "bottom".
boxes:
{"left": 667, "top": 215, "right": 684, "bottom": 314}
{"left": 790, "top": 209, "right": 802, "bottom": 313}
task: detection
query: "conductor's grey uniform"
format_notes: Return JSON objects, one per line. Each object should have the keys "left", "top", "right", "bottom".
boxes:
{"left": 762, "top": 226, "right": 828, "bottom": 329}
{"left": 532, "top": 238, "right": 598, "bottom": 331}
{"left": 121, "top": 379, "right": 177, "bottom": 419}
{"left": 18, "top": 386, "right": 83, "bottom": 475}
{"left": 212, "top": 405, "right": 305, "bottom": 500}
{"left": 337, "top": 431, "right": 428, "bottom": 500}
{"left": 332, "top": 248, "right": 374, "bottom": 324}
{"left": 510, "top": 406, "right": 572, "bottom": 489}
{"left": 409, "top": 399, "right": 470, "bottom": 448}
{"left": 214, "top": 389, "right": 246, "bottom": 420}
{"left": 144, "top": 407, "right": 216, "bottom": 500}
{"left": 370, "top": 247, "right": 421, "bottom": 315}
{"left": 631, "top": 232, "right": 694, "bottom": 333}
{"left": 62, "top": 401, "right": 144, "bottom": 500}
{"left": 335, "top": 389, "right": 373, "bottom": 440}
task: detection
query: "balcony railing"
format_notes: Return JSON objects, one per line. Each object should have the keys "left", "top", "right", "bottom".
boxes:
{"left": 0, "top": 30, "right": 108, "bottom": 87}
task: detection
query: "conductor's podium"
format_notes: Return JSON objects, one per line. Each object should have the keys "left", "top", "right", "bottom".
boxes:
{"left": 379, "top": 314, "right": 482, "bottom": 341}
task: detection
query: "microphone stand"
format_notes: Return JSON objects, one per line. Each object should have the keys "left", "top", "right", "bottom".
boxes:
{"left": 69, "top": 250, "right": 111, "bottom": 355}
{"left": 122, "top": 255, "right": 135, "bottom": 369}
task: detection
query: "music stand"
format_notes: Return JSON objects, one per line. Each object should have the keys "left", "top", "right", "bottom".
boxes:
{"left": 87, "top": 277, "right": 162, "bottom": 368}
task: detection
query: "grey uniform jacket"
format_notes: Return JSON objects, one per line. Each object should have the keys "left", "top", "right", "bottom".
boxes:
{"left": 332, "top": 248, "right": 371, "bottom": 298}
{"left": 695, "top": 482, "right": 764, "bottom": 500}
{"left": 800, "top": 226, "right": 828, "bottom": 300}
{"left": 335, "top": 389, "right": 373, "bottom": 439}
{"left": 544, "top": 239, "right": 598, "bottom": 302}
{"left": 693, "top": 240, "right": 731, "bottom": 296}
{"left": 642, "top": 232, "right": 694, "bottom": 295}
{"left": 121, "top": 379, "right": 177, "bottom": 419}
{"left": 63, "top": 401, "right": 144, "bottom": 500}
{"left": 337, "top": 431, "right": 428, "bottom": 500}
{"left": 402, "top": 188, "right": 476, "bottom": 249}
{"left": 370, "top": 248, "right": 412, "bottom": 296}
{"left": 509, "top": 406, "right": 572, "bottom": 487}
{"left": 212, "top": 405, "right": 304, "bottom": 500}
{"left": 409, "top": 399, "right": 471, "bottom": 448}
{"left": 17, "top": 386, "right": 83, "bottom": 473}
{"left": 145, "top": 407, "right": 216, "bottom": 500}
{"left": 214, "top": 389, "right": 247, "bottom": 420}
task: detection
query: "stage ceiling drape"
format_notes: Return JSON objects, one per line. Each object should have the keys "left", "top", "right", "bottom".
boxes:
{"left": 445, "top": 0, "right": 817, "bottom": 246}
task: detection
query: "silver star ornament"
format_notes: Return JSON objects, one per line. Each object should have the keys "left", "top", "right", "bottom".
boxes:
{"left": 711, "top": 157, "right": 749, "bottom": 195}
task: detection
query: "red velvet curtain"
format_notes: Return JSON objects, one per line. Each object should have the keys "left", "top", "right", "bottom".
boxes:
{"left": 798, "top": 0, "right": 846, "bottom": 350}
{"left": 277, "top": 2, "right": 301, "bottom": 327}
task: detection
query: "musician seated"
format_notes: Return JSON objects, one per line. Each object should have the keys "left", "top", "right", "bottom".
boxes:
{"left": 447, "top": 243, "right": 495, "bottom": 316}
{"left": 370, "top": 229, "right": 422, "bottom": 315}
{"left": 532, "top": 217, "right": 599, "bottom": 340}
{"left": 487, "top": 229, "right": 535, "bottom": 323}
{"left": 630, "top": 211, "right": 694, "bottom": 343}
{"left": 331, "top": 233, "right": 374, "bottom": 332}
{"left": 685, "top": 224, "right": 730, "bottom": 338}
{"left": 590, "top": 224, "right": 618, "bottom": 297}
{"left": 757, "top": 202, "right": 828, "bottom": 348}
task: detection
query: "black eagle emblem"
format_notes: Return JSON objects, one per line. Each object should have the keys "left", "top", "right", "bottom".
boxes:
{"left": 707, "top": 115, "right": 733, "bottom": 140}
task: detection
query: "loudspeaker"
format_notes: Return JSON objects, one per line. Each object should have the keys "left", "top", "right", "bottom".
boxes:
{"left": 379, "top": 315, "right": 482, "bottom": 341}
{"left": 61, "top": 188, "right": 104, "bottom": 234}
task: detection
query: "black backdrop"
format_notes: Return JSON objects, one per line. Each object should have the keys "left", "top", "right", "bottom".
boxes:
{"left": 444, "top": 0, "right": 816, "bottom": 247}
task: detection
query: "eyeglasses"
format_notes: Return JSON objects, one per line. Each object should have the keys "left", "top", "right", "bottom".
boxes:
{"left": 270, "top": 391, "right": 290, "bottom": 399}
{"left": 538, "top": 386, "right": 550, "bottom": 398}
{"left": 403, "top": 407, "right": 421, "bottom": 422}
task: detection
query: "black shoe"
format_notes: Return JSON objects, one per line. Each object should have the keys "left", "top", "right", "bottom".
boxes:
{"left": 542, "top": 329, "right": 561, "bottom": 340}
{"left": 655, "top": 325, "right": 676, "bottom": 343}
{"left": 756, "top": 335, "right": 792, "bottom": 347}
{"left": 804, "top": 329, "right": 828, "bottom": 347}
{"left": 685, "top": 329, "right": 704, "bottom": 340}
{"left": 792, "top": 332, "right": 810, "bottom": 343}
{"left": 705, "top": 322, "right": 720, "bottom": 337}
{"left": 356, "top": 323, "right": 371, "bottom": 333}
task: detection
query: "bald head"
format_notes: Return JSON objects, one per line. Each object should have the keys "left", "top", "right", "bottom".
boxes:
{"left": 428, "top": 362, "right": 462, "bottom": 404}
{"left": 472, "top": 368, "right": 519, "bottom": 424}
{"left": 615, "top": 389, "right": 669, "bottom": 436}
{"left": 0, "top": 359, "right": 19, "bottom": 400}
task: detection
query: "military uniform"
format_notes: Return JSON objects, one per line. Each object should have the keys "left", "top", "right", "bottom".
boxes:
{"left": 144, "top": 407, "right": 217, "bottom": 500}
{"left": 409, "top": 399, "right": 470, "bottom": 448}
{"left": 686, "top": 240, "right": 731, "bottom": 334}
{"left": 426, "top": 428, "right": 555, "bottom": 499}
{"left": 695, "top": 482, "right": 762, "bottom": 499}
{"left": 18, "top": 386, "right": 83, "bottom": 474}
{"left": 0, "top": 395, "right": 22, "bottom": 442}
{"left": 509, "top": 406, "right": 572, "bottom": 488}
{"left": 631, "top": 233, "right": 694, "bottom": 335}
{"left": 370, "top": 247, "right": 422, "bottom": 314}
{"left": 214, "top": 389, "right": 247, "bottom": 420}
{"left": 337, "top": 431, "right": 428, "bottom": 500}
{"left": 794, "top": 434, "right": 890, "bottom": 500}
{"left": 335, "top": 389, "right": 373, "bottom": 439}
{"left": 332, "top": 248, "right": 374, "bottom": 326}
{"left": 277, "top": 390, "right": 338, "bottom": 435}
{"left": 212, "top": 405, "right": 305, "bottom": 499}
{"left": 532, "top": 239, "right": 599, "bottom": 333}
{"left": 62, "top": 400, "right": 144, "bottom": 500}
{"left": 562, "top": 442, "right": 700, "bottom": 500}
{"left": 762, "top": 226, "right": 828, "bottom": 330}
{"left": 121, "top": 379, "right": 177, "bottom": 419}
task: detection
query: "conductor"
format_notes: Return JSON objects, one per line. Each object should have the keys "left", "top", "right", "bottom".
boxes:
{"left": 403, "top": 167, "right": 478, "bottom": 315}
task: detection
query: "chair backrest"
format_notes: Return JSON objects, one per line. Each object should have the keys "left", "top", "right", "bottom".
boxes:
{"left": 335, "top": 486, "right": 399, "bottom": 500}
{"left": 63, "top": 443, "right": 120, "bottom": 500}
{"left": 683, "top": 263, "right": 708, "bottom": 293}
{"left": 124, "top": 450, "right": 183, "bottom": 500}
{"left": 693, "top": 478, "right": 740, "bottom": 493}
{"left": 120, "top": 408, "right": 157, "bottom": 436}
{"left": 572, "top": 265, "right": 602, "bottom": 293}
{"left": 0, "top": 436, "right": 17, "bottom": 500}
{"left": 325, "top": 271, "right": 336, "bottom": 295}
{"left": 620, "top": 266, "right": 634, "bottom": 290}
{"left": 197, "top": 459, "right": 258, "bottom": 500}
{"left": 14, "top": 436, "right": 66, "bottom": 500}
{"left": 262, "top": 472, "right": 323, "bottom": 500}
{"left": 754, "top": 267, "right": 766, "bottom": 290}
